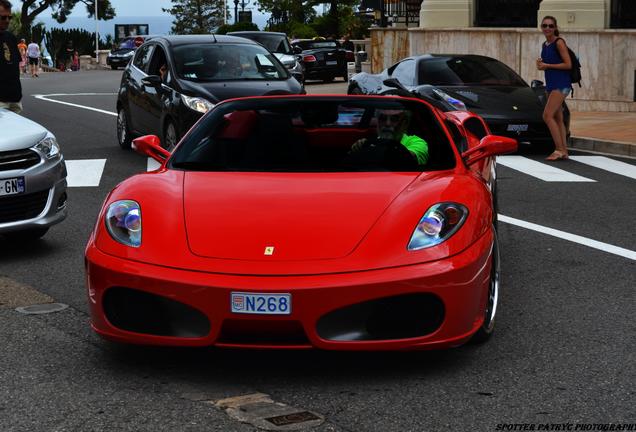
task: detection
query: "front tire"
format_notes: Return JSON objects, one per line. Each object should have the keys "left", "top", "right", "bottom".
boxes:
{"left": 470, "top": 229, "right": 500, "bottom": 344}
{"left": 349, "top": 85, "right": 363, "bottom": 95}
{"left": 117, "top": 108, "right": 132, "bottom": 149}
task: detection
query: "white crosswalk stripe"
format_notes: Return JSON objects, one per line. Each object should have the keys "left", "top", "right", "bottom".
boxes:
{"left": 497, "top": 156, "right": 596, "bottom": 182}
{"left": 65, "top": 159, "right": 106, "bottom": 187}
{"left": 568, "top": 156, "right": 636, "bottom": 180}
{"left": 64, "top": 155, "right": 634, "bottom": 187}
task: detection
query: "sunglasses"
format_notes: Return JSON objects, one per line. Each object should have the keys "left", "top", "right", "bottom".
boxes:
{"left": 0, "top": 15, "right": 13, "bottom": 21}
{"left": 378, "top": 113, "right": 403, "bottom": 123}
{"left": 541, "top": 23, "right": 555, "bottom": 29}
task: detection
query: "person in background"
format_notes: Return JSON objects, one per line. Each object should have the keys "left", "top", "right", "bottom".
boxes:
{"left": 17, "top": 37, "right": 26, "bottom": 73}
{"left": 71, "top": 49, "right": 80, "bottom": 71}
{"left": 64, "top": 41, "right": 74, "bottom": 71}
{"left": 537, "top": 15, "right": 572, "bottom": 161}
{"left": 0, "top": 0, "right": 22, "bottom": 113}
{"left": 341, "top": 35, "right": 354, "bottom": 52}
{"left": 27, "top": 38, "right": 40, "bottom": 77}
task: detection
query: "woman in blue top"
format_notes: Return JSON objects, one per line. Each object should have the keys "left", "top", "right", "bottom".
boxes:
{"left": 537, "top": 15, "right": 572, "bottom": 161}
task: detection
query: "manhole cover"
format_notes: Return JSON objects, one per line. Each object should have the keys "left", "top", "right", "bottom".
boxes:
{"left": 265, "top": 411, "right": 321, "bottom": 426}
{"left": 15, "top": 303, "right": 68, "bottom": 315}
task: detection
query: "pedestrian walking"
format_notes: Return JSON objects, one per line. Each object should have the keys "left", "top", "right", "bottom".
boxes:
{"left": 537, "top": 15, "right": 572, "bottom": 161}
{"left": 0, "top": 0, "right": 22, "bottom": 113}
{"left": 27, "top": 38, "right": 40, "bottom": 77}
{"left": 17, "top": 37, "right": 26, "bottom": 73}
{"left": 71, "top": 49, "right": 80, "bottom": 71}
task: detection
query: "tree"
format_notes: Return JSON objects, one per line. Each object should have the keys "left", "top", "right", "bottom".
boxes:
{"left": 163, "top": 0, "right": 226, "bottom": 35}
{"left": 19, "top": 0, "right": 115, "bottom": 40}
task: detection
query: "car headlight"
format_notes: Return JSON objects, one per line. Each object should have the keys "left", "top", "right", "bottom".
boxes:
{"left": 181, "top": 94, "right": 214, "bottom": 114}
{"left": 125, "top": 51, "right": 134, "bottom": 57}
{"left": 433, "top": 89, "right": 467, "bottom": 111}
{"left": 407, "top": 203, "right": 468, "bottom": 250}
{"left": 33, "top": 134, "right": 60, "bottom": 159}
{"left": 105, "top": 200, "right": 141, "bottom": 247}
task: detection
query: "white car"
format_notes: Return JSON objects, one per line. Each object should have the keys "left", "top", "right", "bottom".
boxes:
{"left": 0, "top": 109, "right": 67, "bottom": 241}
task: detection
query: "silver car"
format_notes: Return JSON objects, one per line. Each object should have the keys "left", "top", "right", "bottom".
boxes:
{"left": 0, "top": 109, "right": 67, "bottom": 241}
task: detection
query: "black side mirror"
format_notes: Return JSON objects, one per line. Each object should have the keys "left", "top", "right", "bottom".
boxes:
{"left": 531, "top": 79, "right": 544, "bottom": 89}
{"left": 141, "top": 75, "right": 163, "bottom": 87}
{"left": 383, "top": 78, "right": 406, "bottom": 90}
{"left": 293, "top": 46, "right": 302, "bottom": 55}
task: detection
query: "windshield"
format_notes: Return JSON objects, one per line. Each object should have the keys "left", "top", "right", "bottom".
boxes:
{"left": 173, "top": 43, "right": 289, "bottom": 81}
{"left": 170, "top": 98, "right": 456, "bottom": 173}
{"left": 418, "top": 56, "right": 527, "bottom": 86}
{"left": 295, "top": 40, "right": 339, "bottom": 50}
{"left": 239, "top": 34, "right": 293, "bottom": 54}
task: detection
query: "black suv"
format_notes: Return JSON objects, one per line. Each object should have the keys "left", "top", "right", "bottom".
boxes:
{"left": 116, "top": 35, "right": 304, "bottom": 150}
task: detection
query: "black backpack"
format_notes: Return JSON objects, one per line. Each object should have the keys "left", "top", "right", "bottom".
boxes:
{"left": 556, "top": 38, "right": 582, "bottom": 94}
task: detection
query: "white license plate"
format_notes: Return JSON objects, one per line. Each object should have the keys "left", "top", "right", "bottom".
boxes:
{"left": 0, "top": 177, "right": 25, "bottom": 197}
{"left": 231, "top": 292, "right": 291, "bottom": 315}
{"left": 507, "top": 124, "right": 528, "bottom": 132}
{"left": 326, "top": 60, "right": 338, "bottom": 65}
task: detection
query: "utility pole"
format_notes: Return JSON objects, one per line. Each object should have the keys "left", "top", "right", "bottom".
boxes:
{"left": 234, "top": 0, "right": 239, "bottom": 24}
{"left": 95, "top": 0, "right": 99, "bottom": 61}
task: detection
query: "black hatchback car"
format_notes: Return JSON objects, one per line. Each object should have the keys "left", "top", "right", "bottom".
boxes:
{"left": 116, "top": 35, "right": 304, "bottom": 150}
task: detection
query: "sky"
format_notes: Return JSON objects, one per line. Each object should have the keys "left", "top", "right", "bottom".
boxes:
{"left": 16, "top": 0, "right": 187, "bottom": 17}
{"left": 10, "top": 0, "right": 269, "bottom": 34}
{"left": 14, "top": 0, "right": 269, "bottom": 28}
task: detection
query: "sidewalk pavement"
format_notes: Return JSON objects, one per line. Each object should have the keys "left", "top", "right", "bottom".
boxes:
{"left": 570, "top": 111, "right": 636, "bottom": 157}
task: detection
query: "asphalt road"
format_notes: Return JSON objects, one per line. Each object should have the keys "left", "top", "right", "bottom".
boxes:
{"left": 0, "top": 71, "right": 634, "bottom": 432}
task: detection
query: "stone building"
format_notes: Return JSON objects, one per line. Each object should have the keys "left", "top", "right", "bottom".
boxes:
{"left": 369, "top": 0, "right": 635, "bottom": 111}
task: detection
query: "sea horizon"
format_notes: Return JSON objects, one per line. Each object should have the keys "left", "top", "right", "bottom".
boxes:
{"left": 36, "top": 13, "right": 268, "bottom": 38}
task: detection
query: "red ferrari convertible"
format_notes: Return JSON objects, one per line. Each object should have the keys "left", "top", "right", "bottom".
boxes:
{"left": 85, "top": 95, "right": 516, "bottom": 350}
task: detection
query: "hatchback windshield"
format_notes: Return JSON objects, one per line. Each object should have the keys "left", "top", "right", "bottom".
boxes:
{"left": 173, "top": 43, "right": 289, "bottom": 81}
{"left": 239, "top": 34, "right": 293, "bottom": 55}
{"left": 418, "top": 56, "right": 527, "bottom": 86}
{"left": 170, "top": 98, "right": 456, "bottom": 173}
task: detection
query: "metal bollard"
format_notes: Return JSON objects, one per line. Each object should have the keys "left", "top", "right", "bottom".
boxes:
{"left": 355, "top": 51, "right": 368, "bottom": 74}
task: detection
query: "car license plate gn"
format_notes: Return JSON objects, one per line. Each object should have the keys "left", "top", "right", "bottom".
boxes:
{"left": 0, "top": 177, "right": 25, "bottom": 197}
{"left": 326, "top": 60, "right": 338, "bottom": 66}
{"left": 231, "top": 292, "right": 291, "bottom": 315}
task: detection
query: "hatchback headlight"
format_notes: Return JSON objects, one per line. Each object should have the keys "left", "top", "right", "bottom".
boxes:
{"left": 408, "top": 203, "right": 468, "bottom": 250}
{"left": 181, "top": 94, "right": 214, "bottom": 114}
{"left": 33, "top": 134, "right": 60, "bottom": 159}
{"left": 105, "top": 200, "right": 141, "bottom": 247}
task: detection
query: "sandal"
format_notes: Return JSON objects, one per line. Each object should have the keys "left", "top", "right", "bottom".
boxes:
{"left": 546, "top": 151, "right": 568, "bottom": 161}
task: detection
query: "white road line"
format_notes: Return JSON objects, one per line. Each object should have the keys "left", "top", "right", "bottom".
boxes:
{"left": 147, "top": 158, "right": 161, "bottom": 171}
{"left": 569, "top": 155, "right": 636, "bottom": 180}
{"left": 65, "top": 159, "right": 106, "bottom": 187}
{"left": 499, "top": 214, "right": 636, "bottom": 261}
{"left": 33, "top": 94, "right": 117, "bottom": 117}
{"left": 497, "top": 156, "right": 596, "bottom": 182}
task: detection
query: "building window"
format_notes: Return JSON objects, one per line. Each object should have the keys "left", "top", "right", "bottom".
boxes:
{"left": 475, "top": 0, "right": 542, "bottom": 27}
{"left": 611, "top": 0, "right": 636, "bottom": 28}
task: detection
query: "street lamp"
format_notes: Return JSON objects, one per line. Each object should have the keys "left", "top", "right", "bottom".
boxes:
{"left": 95, "top": 0, "right": 99, "bottom": 61}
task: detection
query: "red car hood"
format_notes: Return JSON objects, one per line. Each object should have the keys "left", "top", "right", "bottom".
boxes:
{"left": 184, "top": 172, "right": 418, "bottom": 261}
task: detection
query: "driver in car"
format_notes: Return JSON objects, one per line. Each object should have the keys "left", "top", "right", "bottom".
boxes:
{"left": 350, "top": 109, "right": 429, "bottom": 165}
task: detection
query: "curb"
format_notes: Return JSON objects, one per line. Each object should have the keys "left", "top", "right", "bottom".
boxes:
{"left": 569, "top": 136, "right": 636, "bottom": 158}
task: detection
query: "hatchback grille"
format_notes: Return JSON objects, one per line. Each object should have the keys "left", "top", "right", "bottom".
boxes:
{"left": 0, "top": 149, "right": 41, "bottom": 171}
{"left": 0, "top": 190, "right": 49, "bottom": 223}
